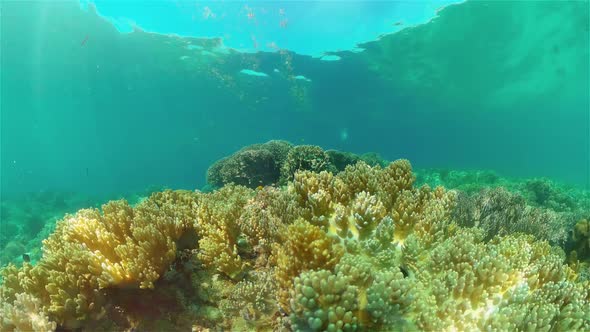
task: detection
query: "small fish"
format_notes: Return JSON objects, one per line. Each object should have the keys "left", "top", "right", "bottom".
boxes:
{"left": 256, "top": 185, "right": 264, "bottom": 191}
{"left": 393, "top": 21, "right": 403, "bottom": 26}
{"left": 81, "top": 35, "right": 89, "bottom": 47}
{"left": 22, "top": 253, "right": 31, "bottom": 263}
{"left": 86, "top": 167, "right": 89, "bottom": 176}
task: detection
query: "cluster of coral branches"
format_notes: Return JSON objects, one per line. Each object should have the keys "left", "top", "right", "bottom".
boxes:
{"left": 1, "top": 153, "right": 590, "bottom": 331}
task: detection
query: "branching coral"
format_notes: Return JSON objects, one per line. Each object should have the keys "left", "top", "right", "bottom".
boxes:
{"left": 219, "top": 271, "right": 277, "bottom": 328}
{"left": 274, "top": 219, "right": 345, "bottom": 311}
{"left": 194, "top": 185, "right": 253, "bottom": 279}
{"left": 275, "top": 159, "right": 457, "bottom": 320}
{"left": 290, "top": 228, "right": 590, "bottom": 332}
{"left": 290, "top": 269, "right": 360, "bottom": 331}
{"left": 45, "top": 190, "right": 198, "bottom": 290}
{"left": 1, "top": 292, "right": 56, "bottom": 332}
{"left": 281, "top": 160, "right": 588, "bottom": 331}
{"left": 328, "top": 191, "right": 388, "bottom": 241}
{"left": 1, "top": 190, "right": 200, "bottom": 329}
{"left": 405, "top": 229, "right": 589, "bottom": 331}
{"left": 453, "top": 187, "right": 572, "bottom": 245}
{"left": 289, "top": 254, "right": 413, "bottom": 332}
{"left": 417, "top": 169, "right": 590, "bottom": 215}
{"left": 237, "top": 187, "right": 290, "bottom": 269}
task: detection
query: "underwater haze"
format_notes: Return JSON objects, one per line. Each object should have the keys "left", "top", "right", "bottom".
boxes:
{"left": 1, "top": 0, "right": 588, "bottom": 197}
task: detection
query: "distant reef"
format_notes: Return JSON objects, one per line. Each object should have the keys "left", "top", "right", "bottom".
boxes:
{"left": 205, "top": 140, "right": 388, "bottom": 189}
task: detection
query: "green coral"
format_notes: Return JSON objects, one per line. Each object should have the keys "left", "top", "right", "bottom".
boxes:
{"left": 206, "top": 140, "right": 293, "bottom": 189}
{"left": 206, "top": 141, "right": 389, "bottom": 190}
{"left": 452, "top": 187, "right": 572, "bottom": 245}
{"left": 280, "top": 145, "right": 336, "bottom": 183}
{"left": 290, "top": 254, "right": 413, "bottom": 332}
{"left": 290, "top": 269, "right": 360, "bottom": 332}
{"left": 417, "top": 168, "right": 590, "bottom": 214}
{"left": 325, "top": 150, "right": 387, "bottom": 172}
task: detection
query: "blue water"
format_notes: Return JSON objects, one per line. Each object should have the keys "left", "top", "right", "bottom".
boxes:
{"left": 82, "top": 0, "right": 460, "bottom": 56}
{"left": 1, "top": 0, "right": 588, "bottom": 197}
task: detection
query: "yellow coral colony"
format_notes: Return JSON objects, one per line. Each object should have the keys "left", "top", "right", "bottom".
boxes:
{"left": 2, "top": 160, "right": 589, "bottom": 331}
{"left": 194, "top": 185, "right": 253, "bottom": 279}
{"left": 1, "top": 190, "right": 199, "bottom": 329}
{"left": 281, "top": 160, "right": 589, "bottom": 331}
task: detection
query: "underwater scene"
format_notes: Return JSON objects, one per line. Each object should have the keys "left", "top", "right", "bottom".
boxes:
{"left": 1, "top": 1, "right": 589, "bottom": 331}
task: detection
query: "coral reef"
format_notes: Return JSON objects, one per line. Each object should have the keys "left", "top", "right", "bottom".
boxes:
{"left": 1, "top": 292, "right": 56, "bottom": 332}
{"left": 0, "top": 192, "right": 102, "bottom": 266}
{"left": 416, "top": 168, "right": 503, "bottom": 193}
{"left": 2, "top": 159, "right": 589, "bottom": 331}
{"left": 290, "top": 253, "right": 413, "bottom": 331}
{"left": 571, "top": 219, "right": 590, "bottom": 259}
{"left": 419, "top": 168, "right": 590, "bottom": 287}
{"left": 523, "top": 179, "right": 577, "bottom": 212}
{"left": 279, "top": 145, "right": 336, "bottom": 183}
{"left": 206, "top": 140, "right": 293, "bottom": 189}
{"left": 568, "top": 219, "right": 590, "bottom": 282}
{"left": 452, "top": 187, "right": 572, "bottom": 245}
{"left": 325, "top": 150, "right": 387, "bottom": 172}
{"left": 0, "top": 190, "right": 153, "bottom": 266}
{"left": 206, "top": 140, "right": 389, "bottom": 189}
{"left": 274, "top": 219, "right": 344, "bottom": 310}
{"left": 417, "top": 169, "right": 590, "bottom": 214}
{"left": 194, "top": 185, "right": 253, "bottom": 279}
{"left": 1, "top": 190, "right": 199, "bottom": 329}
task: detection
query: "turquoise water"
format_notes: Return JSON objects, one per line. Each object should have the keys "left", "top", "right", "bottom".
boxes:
{"left": 1, "top": 1, "right": 589, "bottom": 331}
{"left": 2, "top": 1, "right": 588, "bottom": 197}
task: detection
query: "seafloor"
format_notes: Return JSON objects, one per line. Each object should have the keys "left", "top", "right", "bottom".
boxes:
{"left": 1, "top": 141, "right": 589, "bottom": 331}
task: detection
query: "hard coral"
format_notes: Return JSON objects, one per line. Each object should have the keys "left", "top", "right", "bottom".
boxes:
{"left": 290, "top": 254, "right": 413, "bottom": 332}
{"left": 453, "top": 187, "right": 571, "bottom": 246}
{"left": 571, "top": 219, "right": 590, "bottom": 260}
{"left": 195, "top": 185, "right": 253, "bottom": 279}
{"left": 219, "top": 271, "right": 277, "bottom": 327}
{"left": 523, "top": 178, "right": 576, "bottom": 212}
{"left": 206, "top": 142, "right": 390, "bottom": 191}
{"left": 206, "top": 140, "right": 293, "bottom": 189}
{"left": 274, "top": 219, "right": 345, "bottom": 311}
{"left": 1, "top": 190, "right": 199, "bottom": 329}
{"left": 280, "top": 145, "right": 336, "bottom": 183}
{"left": 1, "top": 292, "right": 56, "bottom": 332}
{"left": 406, "top": 229, "right": 588, "bottom": 331}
